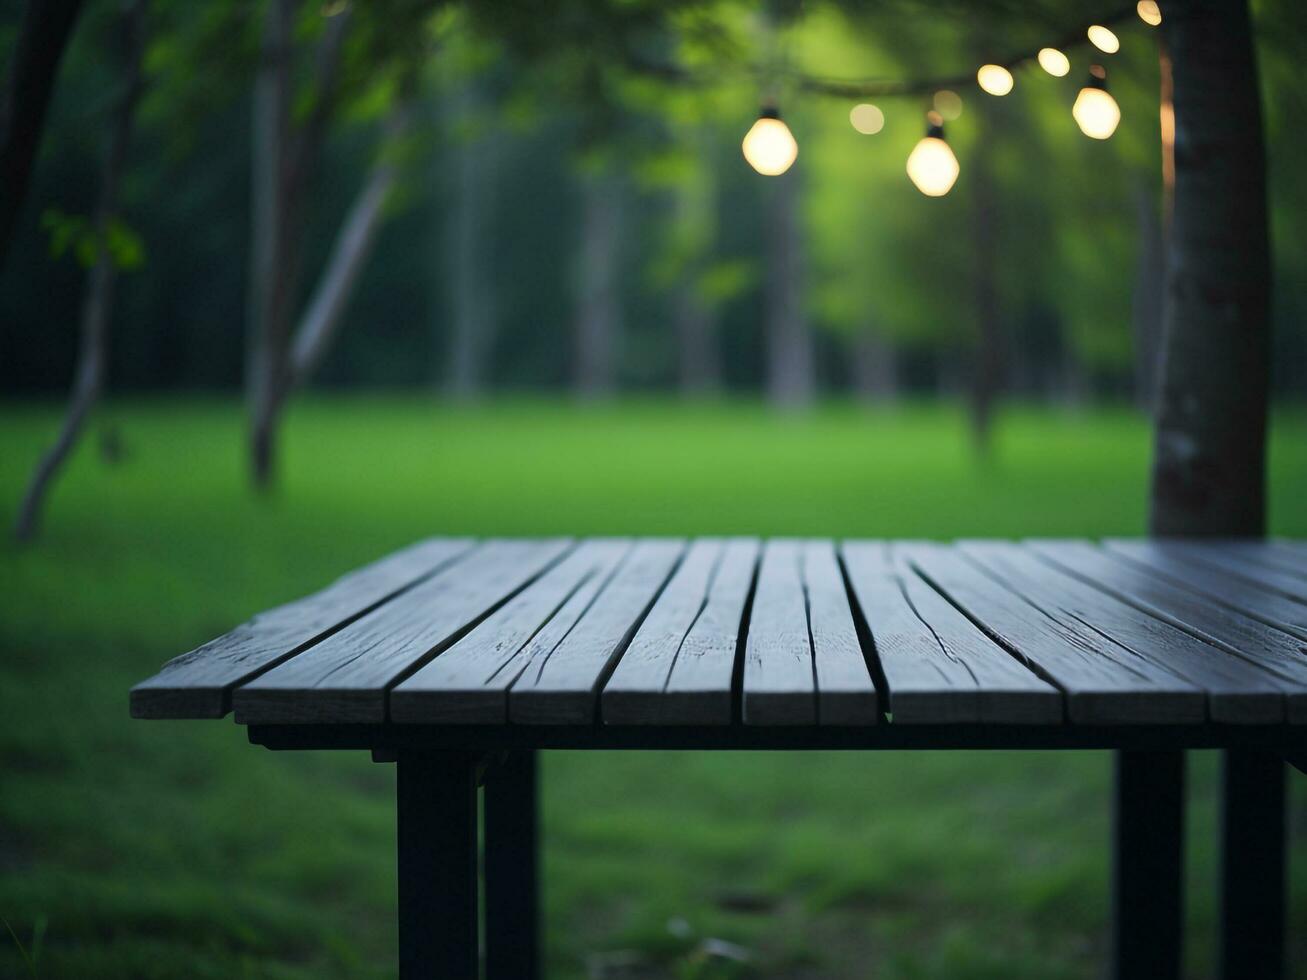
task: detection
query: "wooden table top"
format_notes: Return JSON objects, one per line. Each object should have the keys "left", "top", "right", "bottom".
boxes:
{"left": 130, "top": 538, "right": 1307, "bottom": 741}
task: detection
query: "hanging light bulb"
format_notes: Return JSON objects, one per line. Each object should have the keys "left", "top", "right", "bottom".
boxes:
{"left": 1137, "top": 1, "right": 1162, "bottom": 26}
{"left": 742, "top": 106, "right": 798, "bottom": 176}
{"left": 1087, "top": 25, "right": 1121, "bottom": 53}
{"left": 1073, "top": 65, "right": 1121, "bottom": 139}
{"left": 1037, "top": 48, "right": 1071, "bottom": 77}
{"left": 976, "top": 64, "right": 1014, "bottom": 96}
{"left": 906, "top": 111, "right": 959, "bottom": 197}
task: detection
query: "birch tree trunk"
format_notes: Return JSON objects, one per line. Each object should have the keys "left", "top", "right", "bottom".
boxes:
{"left": 13, "top": 0, "right": 144, "bottom": 542}
{"left": 0, "top": 0, "right": 84, "bottom": 272}
{"left": 574, "top": 172, "right": 623, "bottom": 399}
{"left": 765, "top": 169, "right": 813, "bottom": 409}
{"left": 1149, "top": 0, "right": 1270, "bottom": 537}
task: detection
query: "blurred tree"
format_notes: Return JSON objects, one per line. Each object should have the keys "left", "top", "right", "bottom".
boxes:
{"left": 0, "top": 0, "right": 84, "bottom": 273}
{"left": 13, "top": 0, "right": 144, "bottom": 542}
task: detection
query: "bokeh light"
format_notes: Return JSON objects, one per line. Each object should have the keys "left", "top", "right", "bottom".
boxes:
{"left": 976, "top": 65, "right": 1014, "bottom": 96}
{"left": 849, "top": 103, "right": 885, "bottom": 134}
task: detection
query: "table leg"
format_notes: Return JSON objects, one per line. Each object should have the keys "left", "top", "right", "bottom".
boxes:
{"left": 1219, "top": 748, "right": 1285, "bottom": 980}
{"left": 1111, "top": 749, "right": 1184, "bottom": 980}
{"left": 397, "top": 751, "right": 479, "bottom": 980}
{"left": 484, "top": 750, "right": 540, "bottom": 980}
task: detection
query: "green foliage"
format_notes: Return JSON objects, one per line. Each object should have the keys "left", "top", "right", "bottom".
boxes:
{"left": 41, "top": 209, "right": 146, "bottom": 271}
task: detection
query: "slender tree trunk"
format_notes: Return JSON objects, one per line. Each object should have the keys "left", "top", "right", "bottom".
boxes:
{"left": 765, "top": 169, "right": 813, "bottom": 408}
{"left": 675, "top": 281, "right": 719, "bottom": 395}
{"left": 247, "top": 0, "right": 350, "bottom": 488}
{"left": 850, "top": 328, "right": 897, "bottom": 405}
{"left": 289, "top": 107, "right": 410, "bottom": 388}
{"left": 968, "top": 137, "right": 1002, "bottom": 450}
{"left": 1130, "top": 184, "right": 1165, "bottom": 411}
{"left": 13, "top": 0, "right": 144, "bottom": 542}
{"left": 574, "top": 171, "right": 623, "bottom": 399}
{"left": 0, "top": 0, "right": 84, "bottom": 273}
{"left": 445, "top": 88, "right": 497, "bottom": 399}
{"left": 1149, "top": 0, "right": 1269, "bottom": 537}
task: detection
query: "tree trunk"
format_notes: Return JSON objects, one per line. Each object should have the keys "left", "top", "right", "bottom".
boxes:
{"left": 573, "top": 172, "right": 623, "bottom": 399}
{"left": 289, "top": 107, "right": 410, "bottom": 388}
{"left": 1149, "top": 0, "right": 1269, "bottom": 537}
{"left": 850, "top": 328, "right": 897, "bottom": 405}
{"left": 1130, "top": 184, "right": 1165, "bottom": 411}
{"left": 13, "top": 0, "right": 144, "bottom": 542}
{"left": 246, "top": 0, "right": 350, "bottom": 489}
{"left": 968, "top": 116, "right": 1003, "bottom": 452}
{"left": 675, "top": 280, "right": 719, "bottom": 396}
{"left": 765, "top": 169, "right": 813, "bottom": 409}
{"left": 445, "top": 88, "right": 497, "bottom": 399}
{"left": 0, "top": 0, "right": 84, "bottom": 273}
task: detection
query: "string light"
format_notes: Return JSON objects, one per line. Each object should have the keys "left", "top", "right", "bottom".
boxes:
{"left": 1137, "top": 1, "right": 1162, "bottom": 26}
{"left": 849, "top": 103, "right": 885, "bottom": 135}
{"left": 1037, "top": 48, "right": 1070, "bottom": 77}
{"left": 1087, "top": 25, "right": 1120, "bottom": 53}
{"left": 742, "top": 106, "right": 798, "bottom": 175}
{"left": 906, "top": 111, "right": 959, "bottom": 197}
{"left": 933, "top": 90, "right": 963, "bottom": 120}
{"left": 976, "top": 64, "right": 1014, "bottom": 96}
{"left": 1073, "top": 65, "right": 1121, "bottom": 139}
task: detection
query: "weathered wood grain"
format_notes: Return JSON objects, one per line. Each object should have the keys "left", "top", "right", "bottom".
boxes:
{"left": 1104, "top": 539, "right": 1307, "bottom": 641}
{"left": 231, "top": 539, "right": 572, "bottom": 724}
{"left": 1027, "top": 539, "right": 1307, "bottom": 723}
{"left": 742, "top": 540, "right": 817, "bottom": 725}
{"left": 902, "top": 543, "right": 1204, "bottom": 724}
{"left": 1153, "top": 541, "right": 1307, "bottom": 600}
{"left": 603, "top": 538, "right": 758, "bottom": 725}
{"left": 960, "top": 541, "right": 1285, "bottom": 724}
{"left": 389, "top": 540, "right": 632, "bottom": 724}
{"left": 841, "top": 542, "right": 1060, "bottom": 723}
{"left": 508, "top": 539, "right": 685, "bottom": 725}
{"left": 130, "top": 537, "right": 476, "bottom": 719}
{"left": 804, "top": 540, "right": 879, "bottom": 725}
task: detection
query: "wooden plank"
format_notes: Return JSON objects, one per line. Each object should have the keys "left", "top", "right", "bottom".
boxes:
{"left": 130, "top": 537, "right": 476, "bottom": 719}
{"left": 742, "top": 540, "right": 816, "bottom": 725}
{"left": 1027, "top": 540, "right": 1307, "bottom": 723}
{"left": 842, "top": 542, "right": 1059, "bottom": 723}
{"left": 960, "top": 542, "right": 1285, "bottom": 724}
{"left": 1214, "top": 540, "right": 1307, "bottom": 578}
{"left": 1156, "top": 541, "right": 1307, "bottom": 600}
{"left": 508, "top": 539, "right": 686, "bottom": 725}
{"left": 602, "top": 538, "right": 758, "bottom": 725}
{"left": 901, "top": 543, "right": 1204, "bottom": 724}
{"left": 231, "top": 539, "right": 572, "bottom": 724}
{"left": 389, "top": 541, "right": 632, "bottom": 723}
{"left": 1104, "top": 539, "right": 1307, "bottom": 642}
{"left": 803, "top": 540, "right": 879, "bottom": 725}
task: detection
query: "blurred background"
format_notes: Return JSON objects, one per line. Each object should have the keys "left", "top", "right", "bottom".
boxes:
{"left": 2, "top": 0, "right": 1305, "bottom": 977}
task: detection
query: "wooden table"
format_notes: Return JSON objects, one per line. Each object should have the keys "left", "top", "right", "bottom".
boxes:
{"left": 132, "top": 538, "right": 1307, "bottom": 979}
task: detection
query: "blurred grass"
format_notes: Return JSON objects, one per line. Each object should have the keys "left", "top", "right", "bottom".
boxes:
{"left": 1, "top": 396, "right": 1305, "bottom": 979}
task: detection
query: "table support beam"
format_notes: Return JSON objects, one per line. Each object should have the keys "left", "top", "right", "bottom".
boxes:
{"left": 1219, "top": 748, "right": 1285, "bottom": 980}
{"left": 396, "top": 751, "right": 480, "bottom": 980}
{"left": 1111, "top": 749, "right": 1184, "bottom": 980}
{"left": 484, "top": 750, "right": 540, "bottom": 980}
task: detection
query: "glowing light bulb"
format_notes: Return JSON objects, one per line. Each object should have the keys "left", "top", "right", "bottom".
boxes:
{"left": 976, "top": 64, "right": 1013, "bottom": 96}
{"left": 849, "top": 103, "right": 885, "bottom": 135}
{"left": 1137, "top": 1, "right": 1162, "bottom": 26}
{"left": 933, "top": 90, "right": 963, "bottom": 120}
{"left": 742, "top": 108, "right": 798, "bottom": 176}
{"left": 1073, "top": 66, "right": 1121, "bottom": 139}
{"left": 1087, "top": 25, "right": 1120, "bottom": 53}
{"left": 1037, "top": 47, "right": 1070, "bottom": 77}
{"left": 906, "top": 112, "right": 959, "bottom": 197}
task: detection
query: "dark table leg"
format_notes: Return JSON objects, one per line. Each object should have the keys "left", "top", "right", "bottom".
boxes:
{"left": 484, "top": 750, "right": 540, "bottom": 980}
{"left": 397, "top": 751, "right": 480, "bottom": 980}
{"left": 1111, "top": 749, "right": 1184, "bottom": 980}
{"left": 1219, "top": 748, "right": 1285, "bottom": 980}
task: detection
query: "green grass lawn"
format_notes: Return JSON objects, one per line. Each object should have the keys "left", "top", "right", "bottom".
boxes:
{"left": 2, "top": 397, "right": 1305, "bottom": 979}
